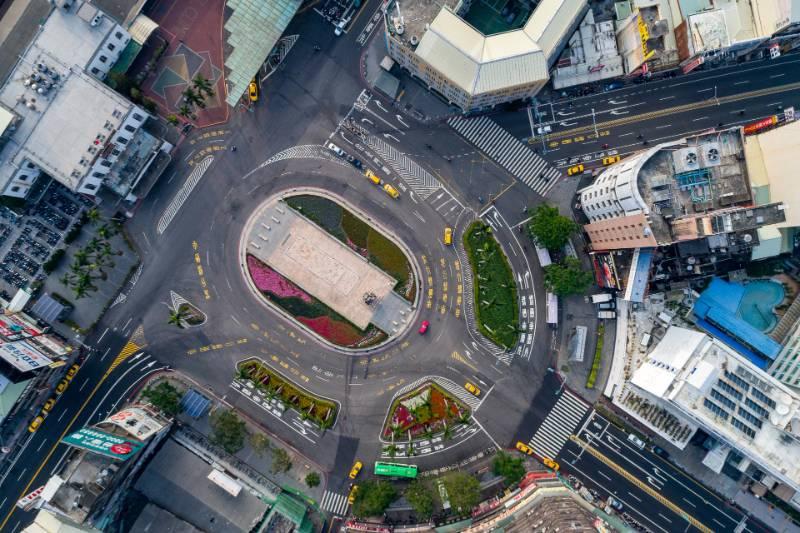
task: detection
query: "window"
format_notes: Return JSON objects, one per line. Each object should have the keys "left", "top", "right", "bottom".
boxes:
{"left": 107, "top": 43, "right": 116, "bottom": 51}
{"left": 111, "top": 149, "right": 121, "bottom": 156}
{"left": 116, "top": 137, "right": 128, "bottom": 145}
{"left": 91, "top": 67, "right": 100, "bottom": 75}
{"left": 26, "top": 162, "right": 34, "bottom": 169}
{"left": 115, "top": 31, "right": 123, "bottom": 39}
{"left": 100, "top": 160, "right": 112, "bottom": 168}
{"left": 84, "top": 183, "right": 97, "bottom": 191}
{"left": 18, "top": 174, "right": 28, "bottom": 182}
{"left": 92, "top": 172, "right": 103, "bottom": 178}
{"left": 99, "top": 55, "right": 108, "bottom": 63}
{"left": 10, "top": 186, "right": 19, "bottom": 192}
{"left": 124, "top": 124, "right": 135, "bottom": 133}
{"left": 132, "top": 113, "right": 144, "bottom": 122}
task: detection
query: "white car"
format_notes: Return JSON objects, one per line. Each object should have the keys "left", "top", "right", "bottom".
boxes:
{"left": 334, "top": 20, "right": 346, "bottom": 36}
{"left": 327, "top": 142, "right": 345, "bottom": 157}
{"left": 536, "top": 125, "right": 552, "bottom": 135}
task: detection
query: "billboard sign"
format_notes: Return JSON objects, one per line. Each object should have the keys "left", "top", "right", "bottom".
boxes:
{"left": 103, "top": 407, "right": 165, "bottom": 441}
{"left": 743, "top": 116, "right": 778, "bottom": 135}
{"left": 0, "top": 341, "right": 52, "bottom": 371}
{"left": 61, "top": 427, "right": 143, "bottom": 461}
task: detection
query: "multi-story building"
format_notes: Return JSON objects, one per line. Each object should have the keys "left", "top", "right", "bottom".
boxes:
{"left": 626, "top": 325, "right": 800, "bottom": 500}
{"left": 0, "top": 1, "right": 171, "bottom": 201}
{"left": 383, "top": 0, "right": 588, "bottom": 113}
{"left": 579, "top": 128, "right": 786, "bottom": 253}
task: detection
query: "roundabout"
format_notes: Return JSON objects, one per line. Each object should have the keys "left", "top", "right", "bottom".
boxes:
{"left": 121, "top": 137, "right": 555, "bottom": 523}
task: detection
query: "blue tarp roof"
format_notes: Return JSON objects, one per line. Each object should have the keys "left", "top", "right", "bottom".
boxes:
{"left": 180, "top": 389, "right": 210, "bottom": 419}
{"left": 694, "top": 278, "right": 781, "bottom": 366}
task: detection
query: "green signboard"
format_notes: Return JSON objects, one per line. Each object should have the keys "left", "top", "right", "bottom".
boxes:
{"left": 61, "top": 427, "right": 143, "bottom": 461}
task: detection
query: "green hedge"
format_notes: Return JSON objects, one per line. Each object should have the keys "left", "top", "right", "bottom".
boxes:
{"left": 463, "top": 221, "right": 518, "bottom": 349}
{"left": 586, "top": 323, "right": 604, "bottom": 389}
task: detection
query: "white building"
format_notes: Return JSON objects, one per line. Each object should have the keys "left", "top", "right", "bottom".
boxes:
{"left": 552, "top": 9, "right": 624, "bottom": 89}
{"left": 628, "top": 326, "right": 800, "bottom": 494}
{"left": 0, "top": 1, "right": 170, "bottom": 200}
{"left": 384, "top": 0, "right": 588, "bottom": 112}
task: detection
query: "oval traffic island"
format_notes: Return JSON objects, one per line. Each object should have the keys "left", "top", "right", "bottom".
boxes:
{"left": 242, "top": 191, "right": 418, "bottom": 350}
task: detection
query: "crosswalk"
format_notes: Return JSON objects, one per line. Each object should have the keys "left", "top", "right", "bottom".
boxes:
{"left": 448, "top": 116, "right": 561, "bottom": 196}
{"left": 394, "top": 376, "right": 482, "bottom": 410}
{"left": 528, "top": 390, "right": 590, "bottom": 460}
{"left": 157, "top": 155, "right": 214, "bottom": 235}
{"left": 364, "top": 135, "right": 441, "bottom": 199}
{"left": 320, "top": 490, "right": 350, "bottom": 516}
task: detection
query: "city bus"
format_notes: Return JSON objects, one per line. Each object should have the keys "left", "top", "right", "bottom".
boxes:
{"left": 374, "top": 462, "right": 418, "bottom": 479}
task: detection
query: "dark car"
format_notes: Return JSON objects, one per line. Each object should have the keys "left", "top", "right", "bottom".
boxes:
{"left": 651, "top": 445, "right": 670, "bottom": 459}
{"left": 351, "top": 158, "right": 362, "bottom": 169}
{"left": 605, "top": 80, "right": 624, "bottom": 91}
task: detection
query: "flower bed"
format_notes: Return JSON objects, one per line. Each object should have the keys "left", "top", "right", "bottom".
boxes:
{"left": 382, "top": 382, "right": 470, "bottom": 441}
{"left": 246, "top": 254, "right": 387, "bottom": 348}
{"left": 285, "top": 194, "right": 415, "bottom": 302}
{"left": 237, "top": 359, "right": 338, "bottom": 429}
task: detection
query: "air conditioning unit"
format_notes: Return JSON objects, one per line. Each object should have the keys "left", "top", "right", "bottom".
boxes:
{"left": 90, "top": 14, "right": 103, "bottom": 27}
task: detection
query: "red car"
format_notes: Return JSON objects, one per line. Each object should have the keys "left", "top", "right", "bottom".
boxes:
{"left": 418, "top": 320, "right": 430, "bottom": 334}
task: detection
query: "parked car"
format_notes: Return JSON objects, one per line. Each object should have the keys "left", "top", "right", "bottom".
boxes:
{"left": 627, "top": 433, "right": 646, "bottom": 449}
{"left": 418, "top": 320, "right": 430, "bottom": 334}
{"left": 542, "top": 457, "right": 560, "bottom": 471}
{"left": 443, "top": 227, "right": 453, "bottom": 245}
{"left": 327, "top": 143, "right": 345, "bottom": 157}
{"left": 602, "top": 155, "right": 621, "bottom": 165}
{"left": 605, "top": 80, "right": 624, "bottom": 91}
{"left": 365, "top": 169, "right": 381, "bottom": 185}
{"left": 41, "top": 397, "right": 56, "bottom": 414}
{"left": 536, "top": 125, "right": 552, "bottom": 135}
{"left": 28, "top": 415, "right": 44, "bottom": 433}
{"left": 248, "top": 79, "right": 258, "bottom": 102}
{"left": 55, "top": 379, "right": 69, "bottom": 395}
{"left": 65, "top": 363, "right": 79, "bottom": 381}
{"left": 347, "top": 484, "right": 359, "bottom": 505}
{"left": 383, "top": 183, "right": 400, "bottom": 199}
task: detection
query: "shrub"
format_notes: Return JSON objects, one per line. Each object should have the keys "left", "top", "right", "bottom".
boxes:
{"left": 305, "top": 472, "right": 320, "bottom": 488}
{"left": 463, "top": 221, "right": 518, "bottom": 348}
{"left": 141, "top": 382, "right": 183, "bottom": 416}
{"left": 209, "top": 409, "right": 246, "bottom": 454}
{"left": 586, "top": 323, "right": 604, "bottom": 389}
{"left": 42, "top": 249, "right": 66, "bottom": 274}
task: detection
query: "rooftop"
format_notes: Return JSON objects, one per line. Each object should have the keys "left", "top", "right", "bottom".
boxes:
{"left": 90, "top": 0, "right": 146, "bottom": 25}
{"left": 388, "top": 0, "right": 587, "bottom": 95}
{"left": 134, "top": 439, "right": 268, "bottom": 533}
{"left": 632, "top": 326, "right": 800, "bottom": 492}
{"left": 0, "top": 67, "right": 133, "bottom": 189}
{"left": 33, "top": 3, "right": 119, "bottom": 70}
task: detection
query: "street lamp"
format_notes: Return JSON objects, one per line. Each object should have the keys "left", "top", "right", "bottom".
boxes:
{"left": 591, "top": 108, "right": 599, "bottom": 138}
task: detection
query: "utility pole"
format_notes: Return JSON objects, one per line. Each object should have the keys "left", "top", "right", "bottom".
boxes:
{"left": 714, "top": 85, "right": 719, "bottom": 106}
{"left": 591, "top": 107, "right": 599, "bottom": 138}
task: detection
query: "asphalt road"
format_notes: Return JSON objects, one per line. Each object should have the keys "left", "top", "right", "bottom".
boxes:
{"left": 558, "top": 410, "right": 769, "bottom": 533}
{"left": 0, "top": 1, "right": 793, "bottom": 530}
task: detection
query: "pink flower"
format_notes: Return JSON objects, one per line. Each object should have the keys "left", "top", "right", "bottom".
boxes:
{"left": 297, "top": 316, "right": 363, "bottom": 346}
{"left": 247, "top": 255, "right": 312, "bottom": 302}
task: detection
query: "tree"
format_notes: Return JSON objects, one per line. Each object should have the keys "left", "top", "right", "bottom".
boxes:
{"left": 271, "top": 447, "right": 292, "bottom": 473}
{"left": 526, "top": 204, "right": 579, "bottom": 251}
{"left": 209, "top": 409, "right": 246, "bottom": 454}
{"left": 178, "top": 104, "right": 194, "bottom": 119}
{"left": 441, "top": 472, "right": 480, "bottom": 513}
{"left": 167, "top": 307, "right": 188, "bottom": 328}
{"left": 166, "top": 114, "right": 180, "bottom": 126}
{"left": 543, "top": 257, "right": 593, "bottom": 296}
{"left": 404, "top": 480, "right": 434, "bottom": 520}
{"left": 352, "top": 480, "right": 397, "bottom": 518}
{"left": 142, "top": 381, "right": 182, "bottom": 416}
{"left": 305, "top": 472, "right": 320, "bottom": 488}
{"left": 85, "top": 207, "right": 101, "bottom": 225}
{"left": 192, "top": 74, "right": 215, "bottom": 98}
{"left": 249, "top": 432, "right": 270, "bottom": 457}
{"left": 492, "top": 451, "right": 526, "bottom": 485}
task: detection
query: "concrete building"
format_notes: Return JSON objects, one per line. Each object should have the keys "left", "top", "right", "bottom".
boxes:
{"left": 552, "top": 9, "right": 624, "bottom": 89}
{"left": 626, "top": 325, "right": 800, "bottom": 498}
{"left": 579, "top": 128, "right": 786, "bottom": 253}
{"left": 0, "top": 1, "right": 171, "bottom": 201}
{"left": 383, "top": 0, "right": 588, "bottom": 112}
{"left": 22, "top": 509, "right": 101, "bottom": 533}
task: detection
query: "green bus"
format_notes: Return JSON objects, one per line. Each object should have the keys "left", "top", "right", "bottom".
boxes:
{"left": 374, "top": 462, "right": 418, "bottom": 479}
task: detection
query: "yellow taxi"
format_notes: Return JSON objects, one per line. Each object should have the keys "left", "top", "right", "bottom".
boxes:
{"left": 383, "top": 183, "right": 400, "bottom": 199}
{"left": 42, "top": 397, "right": 56, "bottom": 414}
{"left": 248, "top": 79, "right": 258, "bottom": 102}
{"left": 542, "top": 457, "right": 560, "bottom": 471}
{"left": 515, "top": 442, "right": 533, "bottom": 455}
{"left": 55, "top": 379, "right": 69, "bottom": 395}
{"left": 347, "top": 484, "right": 360, "bottom": 505}
{"left": 602, "top": 155, "right": 621, "bottom": 166}
{"left": 349, "top": 460, "right": 363, "bottom": 479}
{"left": 567, "top": 164, "right": 584, "bottom": 176}
{"left": 65, "top": 363, "right": 80, "bottom": 381}
{"left": 28, "top": 415, "right": 44, "bottom": 433}
{"left": 365, "top": 169, "right": 381, "bottom": 185}
{"left": 443, "top": 227, "right": 453, "bottom": 245}
{"left": 464, "top": 382, "right": 481, "bottom": 396}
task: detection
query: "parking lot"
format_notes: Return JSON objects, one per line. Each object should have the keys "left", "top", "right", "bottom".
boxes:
{"left": 0, "top": 183, "right": 90, "bottom": 296}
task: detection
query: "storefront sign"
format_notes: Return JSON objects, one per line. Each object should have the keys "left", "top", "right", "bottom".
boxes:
{"left": 61, "top": 427, "right": 143, "bottom": 461}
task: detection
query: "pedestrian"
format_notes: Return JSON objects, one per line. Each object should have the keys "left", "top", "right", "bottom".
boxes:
{"left": 230, "top": 145, "right": 237, "bottom": 152}
{"left": 314, "top": 45, "right": 321, "bottom": 52}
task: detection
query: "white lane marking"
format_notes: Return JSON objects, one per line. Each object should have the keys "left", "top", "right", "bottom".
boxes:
{"left": 79, "top": 378, "right": 89, "bottom": 391}
{"left": 770, "top": 73, "right": 785, "bottom": 78}
{"left": 658, "top": 513, "right": 673, "bottom": 523}
{"left": 57, "top": 409, "right": 69, "bottom": 422}
{"left": 691, "top": 116, "right": 709, "bottom": 121}
{"left": 659, "top": 96, "right": 675, "bottom": 101}
{"left": 627, "top": 491, "right": 642, "bottom": 502}
{"left": 697, "top": 87, "right": 714, "bottom": 93}
{"left": 100, "top": 346, "right": 111, "bottom": 362}
{"left": 733, "top": 80, "right": 749, "bottom": 85}
{"left": 157, "top": 156, "right": 214, "bottom": 235}
{"left": 16, "top": 468, "right": 26, "bottom": 481}
{"left": 97, "top": 327, "right": 109, "bottom": 343}
{"left": 619, "top": 132, "right": 634, "bottom": 137}
{"left": 655, "top": 124, "right": 672, "bottom": 129}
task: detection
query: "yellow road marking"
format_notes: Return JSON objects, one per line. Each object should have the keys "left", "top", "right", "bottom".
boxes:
{"left": 451, "top": 351, "right": 477, "bottom": 371}
{"left": 569, "top": 435, "right": 711, "bottom": 533}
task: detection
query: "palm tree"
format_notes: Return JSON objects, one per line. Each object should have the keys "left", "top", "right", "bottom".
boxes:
{"left": 73, "top": 250, "right": 89, "bottom": 267}
{"left": 192, "top": 75, "right": 215, "bottom": 98}
{"left": 168, "top": 307, "right": 188, "bottom": 328}
{"left": 383, "top": 444, "right": 399, "bottom": 459}
{"left": 85, "top": 208, "right": 101, "bottom": 225}
{"left": 96, "top": 224, "right": 114, "bottom": 240}
{"left": 442, "top": 424, "right": 454, "bottom": 441}
{"left": 182, "top": 87, "right": 203, "bottom": 108}
{"left": 458, "top": 412, "right": 471, "bottom": 425}
{"left": 178, "top": 104, "right": 193, "bottom": 118}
